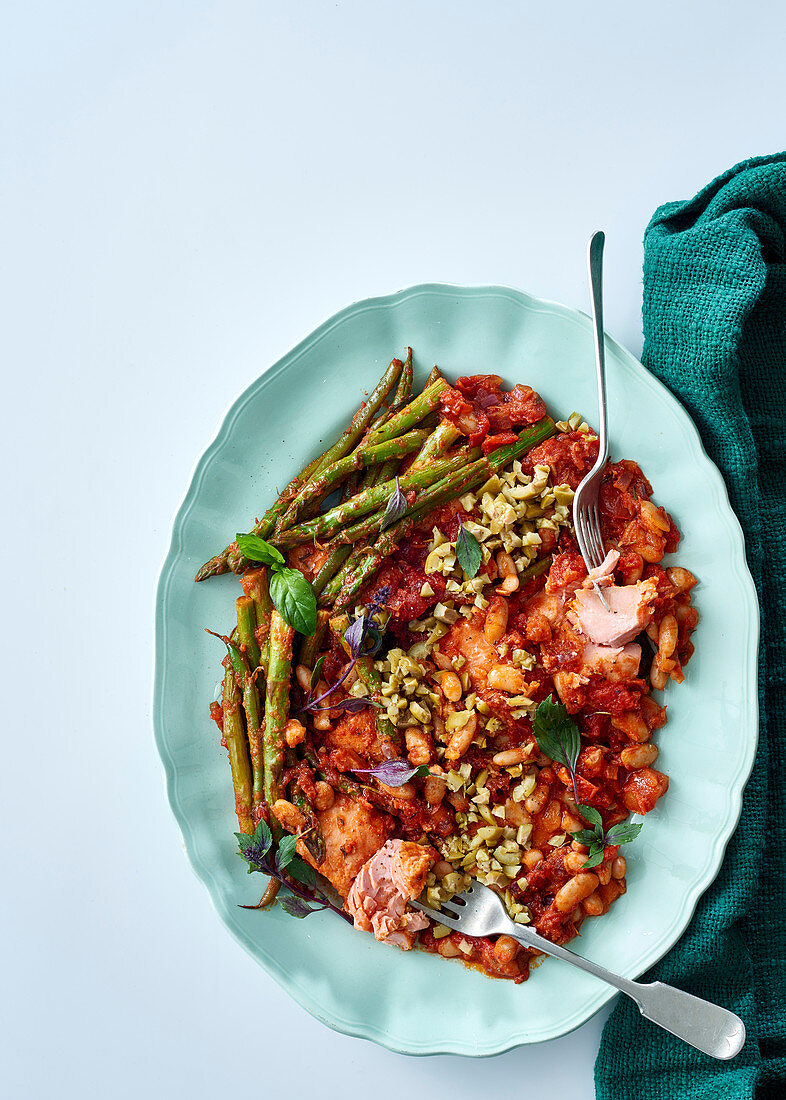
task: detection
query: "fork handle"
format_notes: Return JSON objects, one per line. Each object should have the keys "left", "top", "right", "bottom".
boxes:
{"left": 507, "top": 924, "right": 745, "bottom": 1060}
{"left": 587, "top": 230, "right": 609, "bottom": 466}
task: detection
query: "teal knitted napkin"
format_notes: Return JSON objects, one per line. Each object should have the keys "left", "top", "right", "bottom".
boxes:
{"left": 595, "top": 154, "right": 786, "bottom": 1099}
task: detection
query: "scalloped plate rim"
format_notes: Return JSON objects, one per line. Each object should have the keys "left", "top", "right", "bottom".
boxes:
{"left": 153, "top": 282, "right": 759, "bottom": 1057}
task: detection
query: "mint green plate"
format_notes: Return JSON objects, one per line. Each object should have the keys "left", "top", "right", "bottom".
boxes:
{"left": 154, "top": 285, "right": 759, "bottom": 1055}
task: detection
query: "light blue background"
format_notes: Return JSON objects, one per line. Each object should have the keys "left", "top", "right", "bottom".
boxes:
{"left": 3, "top": 3, "right": 782, "bottom": 1098}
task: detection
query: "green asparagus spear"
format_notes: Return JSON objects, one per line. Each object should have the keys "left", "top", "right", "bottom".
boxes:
{"left": 274, "top": 448, "right": 476, "bottom": 548}
{"left": 410, "top": 419, "right": 461, "bottom": 467}
{"left": 275, "top": 428, "right": 430, "bottom": 533}
{"left": 361, "top": 351, "right": 415, "bottom": 491}
{"left": 306, "top": 354, "right": 403, "bottom": 477}
{"left": 363, "top": 456, "right": 398, "bottom": 490}
{"left": 242, "top": 673, "right": 265, "bottom": 817}
{"left": 264, "top": 611, "right": 295, "bottom": 822}
{"left": 331, "top": 418, "right": 557, "bottom": 607}
{"left": 330, "top": 505, "right": 389, "bottom": 547}
{"left": 221, "top": 664, "right": 254, "bottom": 834}
{"left": 298, "top": 608, "right": 329, "bottom": 668}
{"left": 234, "top": 596, "right": 266, "bottom": 814}
{"left": 195, "top": 455, "right": 322, "bottom": 582}
{"left": 238, "top": 567, "right": 272, "bottom": 675}
{"left": 518, "top": 555, "right": 552, "bottom": 583}
{"left": 333, "top": 518, "right": 414, "bottom": 612}
{"left": 362, "top": 377, "right": 448, "bottom": 448}
{"left": 392, "top": 347, "right": 414, "bottom": 408}
{"left": 311, "top": 545, "right": 353, "bottom": 596}
{"left": 371, "top": 346, "right": 414, "bottom": 427}
{"left": 340, "top": 470, "right": 361, "bottom": 502}
{"left": 196, "top": 357, "right": 403, "bottom": 580}
{"left": 236, "top": 596, "right": 261, "bottom": 670}
{"left": 317, "top": 548, "right": 358, "bottom": 607}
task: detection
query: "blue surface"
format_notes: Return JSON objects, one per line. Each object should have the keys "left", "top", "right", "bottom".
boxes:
{"left": 5, "top": 4, "right": 781, "bottom": 1095}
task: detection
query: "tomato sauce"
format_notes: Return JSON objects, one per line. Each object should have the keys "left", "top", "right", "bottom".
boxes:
{"left": 248, "top": 374, "right": 699, "bottom": 984}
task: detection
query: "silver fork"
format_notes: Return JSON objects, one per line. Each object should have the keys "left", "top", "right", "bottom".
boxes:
{"left": 412, "top": 881, "right": 745, "bottom": 1060}
{"left": 573, "top": 230, "right": 611, "bottom": 600}
{"left": 573, "top": 232, "right": 659, "bottom": 653}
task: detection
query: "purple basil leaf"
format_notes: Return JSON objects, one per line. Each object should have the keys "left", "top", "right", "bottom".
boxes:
{"left": 235, "top": 819, "right": 273, "bottom": 872}
{"left": 330, "top": 696, "right": 382, "bottom": 714}
{"left": 280, "top": 896, "right": 319, "bottom": 919}
{"left": 353, "top": 759, "right": 430, "bottom": 786}
{"left": 303, "top": 695, "right": 381, "bottom": 716}
{"left": 343, "top": 615, "right": 366, "bottom": 658}
{"left": 300, "top": 659, "right": 359, "bottom": 712}
{"left": 335, "top": 696, "right": 371, "bottom": 713}
{"left": 380, "top": 476, "right": 407, "bottom": 532}
{"left": 367, "top": 588, "right": 390, "bottom": 618}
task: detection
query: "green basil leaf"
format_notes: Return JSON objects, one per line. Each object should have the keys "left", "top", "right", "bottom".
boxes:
{"left": 269, "top": 568, "right": 318, "bottom": 635}
{"left": 284, "top": 855, "right": 318, "bottom": 888}
{"left": 455, "top": 523, "right": 482, "bottom": 579}
{"left": 275, "top": 833, "right": 319, "bottom": 887}
{"left": 575, "top": 803, "right": 603, "bottom": 830}
{"left": 235, "top": 532, "right": 286, "bottom": 568}
{"left": 532, "top": 695, "right": 581, "bottom": 774}
{"left": 310, "top": 655, "right": 326, "bottom": 690}
{"left": 276, "top": 833, "right": 299, "bottom": 868}
{"left": 605, "top": 822, "right": 643, "bottom": 846}
{"left": 581, "top": 846, "right": 605, "bottom": 869}
{"left": 570, "top": 829, "right": 599, "bottom": 847}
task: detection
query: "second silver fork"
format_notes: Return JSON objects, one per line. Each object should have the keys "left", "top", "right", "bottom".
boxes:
{"left": 412, "top": 880, "right": 746, "bottom": 1061}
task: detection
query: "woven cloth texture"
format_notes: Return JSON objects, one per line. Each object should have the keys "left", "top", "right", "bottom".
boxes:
{"left": 595, "top": 153, "right": 786, "bottom": 1099}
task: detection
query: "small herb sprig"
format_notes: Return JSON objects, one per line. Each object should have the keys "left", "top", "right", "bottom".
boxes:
{"left": 570, "top": 804, "right": 643, "bottom": 869}
{"left": 235, "top": 819, "right": 350, "bottom": 921}
{"left": 532, "top": 695, "right": 582, "bottom": 803}
{"left": 299, "top": 597, "right": 386, "bottom": 715}
{"left": 235, "top": 532, "right": 317, "bottom": 635}
{"left": 531, "top": 695, "right": 644, "bottom": 868}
